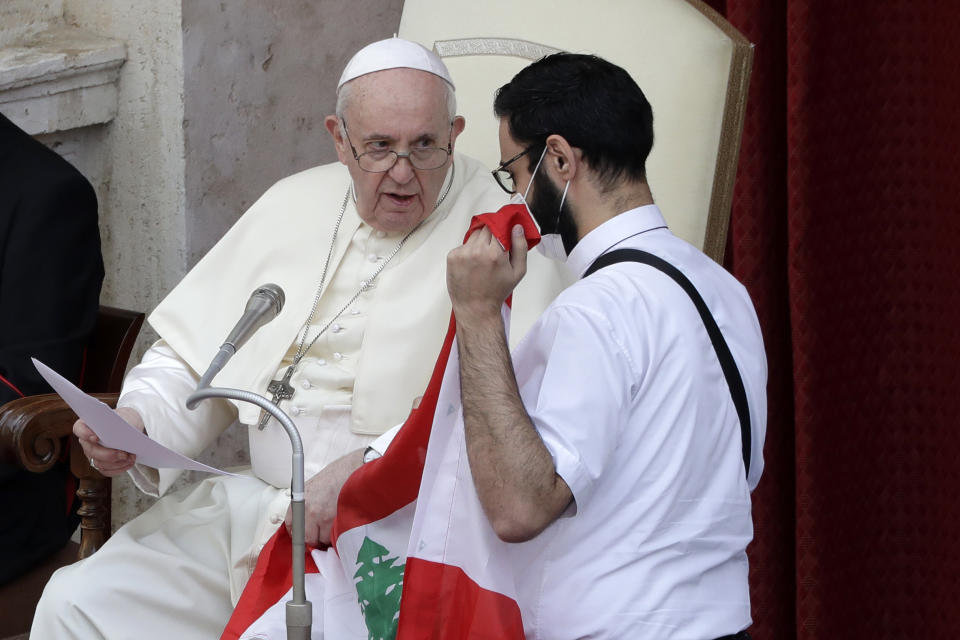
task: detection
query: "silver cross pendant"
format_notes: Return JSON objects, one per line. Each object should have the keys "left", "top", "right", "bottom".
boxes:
{"left": 257, "top": 365, "right": 296, "bottom": 430}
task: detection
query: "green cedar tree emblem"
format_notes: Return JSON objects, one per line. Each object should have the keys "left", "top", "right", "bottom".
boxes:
{"left": 354, "top": 536, "right": 405, "bottom": 640}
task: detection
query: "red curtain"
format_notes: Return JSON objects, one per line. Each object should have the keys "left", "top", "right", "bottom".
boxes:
{"left": 703, "top": 1, "right": 960, "bottom": 637}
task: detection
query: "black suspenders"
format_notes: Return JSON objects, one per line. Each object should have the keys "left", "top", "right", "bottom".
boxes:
{"left": 584, "top": 249, "right": 751, "bottom": 477}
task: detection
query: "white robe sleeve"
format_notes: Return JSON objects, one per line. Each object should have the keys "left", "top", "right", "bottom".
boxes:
{"left": 118, "top": 340, "right": 238, "bottom": 496}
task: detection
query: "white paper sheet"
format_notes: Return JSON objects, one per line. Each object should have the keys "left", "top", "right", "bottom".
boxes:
{"left": 33, "top": 357, "right": 238, "bottom": 476}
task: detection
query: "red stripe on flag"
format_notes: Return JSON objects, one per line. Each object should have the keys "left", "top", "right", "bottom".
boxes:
{"left": 331, "top": 311, "right": 457, "bottom": 541}
{"left": 397, "top": 557, "right": 525, "bottom": 639}
{"left": 220, "top": 527, "right": 319, "bottom": 640}
{"left": 466, "top": 204, "right": 540, "bottom": 251}
{"left": 468, "top": 204, "right": 540, "bottom": 311}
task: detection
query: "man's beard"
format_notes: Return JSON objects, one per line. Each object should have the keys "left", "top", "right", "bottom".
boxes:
{"left": 528, "top": 168, "right": 578, "bottom": 255}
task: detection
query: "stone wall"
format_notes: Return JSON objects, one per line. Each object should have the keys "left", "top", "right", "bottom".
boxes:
{"left": 62, "top": 0, "right": 187, "bottom": 330}
{"left": 182, "top": 0, "right": 404, "bottom": 267}
{"left": 0, "top": 0, "right": 63, "bottom": 47}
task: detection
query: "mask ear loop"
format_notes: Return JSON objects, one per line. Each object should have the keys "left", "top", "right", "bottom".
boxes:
{"left": 547, "top": 179, "right": 570, "bottom": 234}
{"left": 522, "top": 146, "right": 549, "bottom": 201}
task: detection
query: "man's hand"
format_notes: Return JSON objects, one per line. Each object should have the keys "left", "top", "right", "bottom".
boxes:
{"left": 447, "top": 225, "right": 528, "bottom": 322}
{"left": 74, "top": 406, "right": 143, "bottom": 477}
{"left": 286, "top": 448, "right": 364, "bottom": 548}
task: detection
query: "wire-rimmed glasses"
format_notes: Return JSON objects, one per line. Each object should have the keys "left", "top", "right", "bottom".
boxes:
{"left": 342, "top": 120, "right": 453, "bottom": 172}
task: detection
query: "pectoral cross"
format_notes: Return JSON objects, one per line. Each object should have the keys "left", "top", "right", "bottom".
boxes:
{"left": 257, "top": 365, "right": 296, "bottom": 430}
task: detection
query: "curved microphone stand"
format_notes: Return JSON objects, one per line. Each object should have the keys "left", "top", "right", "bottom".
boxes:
{"left": 186, "top": 387, "right": 311, "bottom": 640}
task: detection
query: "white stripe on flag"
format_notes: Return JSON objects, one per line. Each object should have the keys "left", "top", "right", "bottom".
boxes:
{"left": 406, "top": 305, "right": 521, "bottom": 601}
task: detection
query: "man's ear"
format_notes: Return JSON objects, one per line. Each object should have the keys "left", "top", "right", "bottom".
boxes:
{"left": 325, "top": 115, "right": 350, "bottom": 165}
{"left": 545, "top": 134, "right": 579, "bottom": 182}
{"left": 450, "top": 115, "right": 466, "bottom": 146}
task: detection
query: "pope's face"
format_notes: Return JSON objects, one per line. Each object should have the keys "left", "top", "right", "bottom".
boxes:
{"left": 326, "top": 69, "right": 465, "bottom": 234}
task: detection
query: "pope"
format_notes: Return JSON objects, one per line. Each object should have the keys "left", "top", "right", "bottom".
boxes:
{"left": 33, "top": 37, "right": 517, "bottom": 639}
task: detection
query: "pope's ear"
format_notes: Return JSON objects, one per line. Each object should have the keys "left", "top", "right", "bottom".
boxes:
{"left": 450, "top": 115, "right": 466, "bottom": 145}
{"left": 325, "top": 115, "right": 350, "bottom": 164}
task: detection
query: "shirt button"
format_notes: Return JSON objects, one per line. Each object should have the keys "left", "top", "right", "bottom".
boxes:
{"left": 332, "top": 323, "right": 343, "bottom": 333}
{"left": 350, "top": 309, "right": 361, "bottom": 316}
{"left": 368, "top": 254, "right": 379, "bottom": 263}
{"left": 316, "top": 359, "right": 326, "bottom": 366}
{"left": 333, "top": 352, "right": 343, "bottom": 361}
{"left": 291, "top": 406, "right": 303, "bottom": 416}
{"left": 301, "top": 380, "right": 311, "bottom": 390}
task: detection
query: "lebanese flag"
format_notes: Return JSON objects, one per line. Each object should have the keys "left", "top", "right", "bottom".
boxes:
{"left": 223, "top": 204, "right": 538, "bottom": 639}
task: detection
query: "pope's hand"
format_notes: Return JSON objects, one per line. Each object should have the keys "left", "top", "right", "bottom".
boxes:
{"left": 446, "top": 225, "right": 528, "bottom": 321}
{"left": 286, "top": 448, "right": 364, "bottom": 548}
{"left": 74, "top": 406, "right": 143, "bottom": 476}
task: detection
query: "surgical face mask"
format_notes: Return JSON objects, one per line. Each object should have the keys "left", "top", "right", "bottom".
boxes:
{"left": 512, "top": 148, "right": 571, "bottom": 262}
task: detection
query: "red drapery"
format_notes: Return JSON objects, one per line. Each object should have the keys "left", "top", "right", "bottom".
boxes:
{"left": 703, "top": 1, "right": 960, "bottom": 637}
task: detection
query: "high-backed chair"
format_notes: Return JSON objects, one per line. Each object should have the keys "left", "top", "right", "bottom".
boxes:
{"left": 0, "top": 305, "right": 144, "bottom": 636}
{"left": 399, "top": 0, "right": 752, "bottom": 340}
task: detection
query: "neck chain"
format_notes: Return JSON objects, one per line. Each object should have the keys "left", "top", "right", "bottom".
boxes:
{"left": 258, "top": 163, "right": 455, "bottom": 429}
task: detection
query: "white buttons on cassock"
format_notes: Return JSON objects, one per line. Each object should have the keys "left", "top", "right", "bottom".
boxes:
{"left": 375, "top": 230, "right": 386, "bottom": 238}
{"left": 350, "top": 309, "right": 361, "bottom": 316}
{"left": 301, "top": 380, "right": 311, "bottom": 390}
{"left": 332, "top": 323, "right": 343, "bottom": 333}
{"left": 367, "top": 254, "right": 379, "bottom": 263}
{"left": 271, "top": 514, "right": 282, "bottom": 525}
{"left": 333, "top": 352, "right": 343, "bottom": 361}
{"left": 316, "top": 359, "right": 326, "bottom": 366}
{"left": 291, "top": 406, "right": 303, "bottom": 416}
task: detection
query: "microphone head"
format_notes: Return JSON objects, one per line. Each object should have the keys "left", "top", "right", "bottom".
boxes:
{"left": 251, "top": 283, "right": 285, "bottom": 317}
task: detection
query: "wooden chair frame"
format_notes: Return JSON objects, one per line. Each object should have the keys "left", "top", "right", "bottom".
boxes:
{"left": 0, "top": 305, "right": 144, "bottom": 559}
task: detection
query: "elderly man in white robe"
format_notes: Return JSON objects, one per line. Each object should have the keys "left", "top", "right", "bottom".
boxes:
{"left": 32, "top": 38, "right": 512, "bottom": 639}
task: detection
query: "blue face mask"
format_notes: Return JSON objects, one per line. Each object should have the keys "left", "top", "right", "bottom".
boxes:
{"left": 511, "top": 147, "right": 570, "bottom": 262}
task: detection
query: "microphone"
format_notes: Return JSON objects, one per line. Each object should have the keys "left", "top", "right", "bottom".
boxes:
{"left": 185, "top": 281, "right": 310, "bottom": 636}
{"left": 196, "top": 284, "right": 285, "bottom": 389}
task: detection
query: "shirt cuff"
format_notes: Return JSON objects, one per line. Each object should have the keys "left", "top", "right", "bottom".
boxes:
{"left": 364, "top": 422, "right": 403, "bottom": 462}
{"left": 538, "top": 426, "right": 592, "bottom": 518}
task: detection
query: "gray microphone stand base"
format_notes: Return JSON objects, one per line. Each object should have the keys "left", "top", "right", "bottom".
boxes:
{"left": 187, "top": 387, "right": 312, "bottom": 640}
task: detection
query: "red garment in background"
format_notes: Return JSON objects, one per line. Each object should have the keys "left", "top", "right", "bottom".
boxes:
{"left": 704, "top": 1, "right": 960, "bottom": 638}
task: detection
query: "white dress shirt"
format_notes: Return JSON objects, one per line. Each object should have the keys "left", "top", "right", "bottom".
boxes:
{"left": 507, "top": 205, "right": 767, "bottom": 639}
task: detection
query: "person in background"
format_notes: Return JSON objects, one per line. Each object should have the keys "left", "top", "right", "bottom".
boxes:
{"left": 0, "top": 111, "right": 104, "bottom": 584}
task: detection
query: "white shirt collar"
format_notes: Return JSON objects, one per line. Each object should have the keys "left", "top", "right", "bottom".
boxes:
{"left": 566, "top": 204, "right": 669, "bottom": 278}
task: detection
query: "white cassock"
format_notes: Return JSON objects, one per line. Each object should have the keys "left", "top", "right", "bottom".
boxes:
{"left": 33, "top": 152, "right": 566, "bottom": 639}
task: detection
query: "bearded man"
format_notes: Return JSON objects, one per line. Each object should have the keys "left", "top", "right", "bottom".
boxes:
{"left": 33, "top": 38, "right": 509, "bottom": 639}
{"left": 447, "top": 53, "right": 767, "bottom": 639}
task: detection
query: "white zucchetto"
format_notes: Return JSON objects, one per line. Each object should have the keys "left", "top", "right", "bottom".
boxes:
{"left": 337, "top": 37, "right": 455, "bottom": 91}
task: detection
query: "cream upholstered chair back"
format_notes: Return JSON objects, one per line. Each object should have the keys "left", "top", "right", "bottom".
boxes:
{"left": 399, "top": 0, "right": 753, "bottom": 342}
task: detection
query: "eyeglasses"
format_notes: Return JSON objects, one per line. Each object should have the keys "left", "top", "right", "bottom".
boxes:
{"left": 491, "top": 146, "right": 536, "bottom": 194}
{"left": 342, "top": 120, "right": 453, "bottom": 172}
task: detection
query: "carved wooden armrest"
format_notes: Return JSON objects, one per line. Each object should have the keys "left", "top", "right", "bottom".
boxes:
{"left": 0, "top": 392, "right": 119, "bottom": 558}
